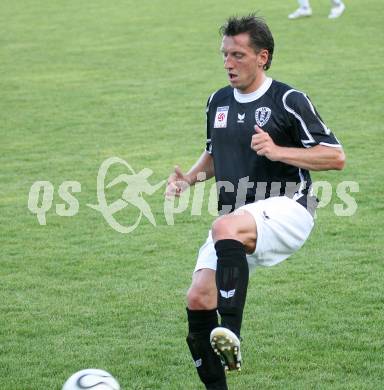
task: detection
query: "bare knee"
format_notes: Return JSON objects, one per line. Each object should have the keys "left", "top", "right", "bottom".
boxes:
{"left": 211, "top": 212, "right": 257, "bottom": 253}
{"left": 211, "top": 216, "right": 238, "bottom": 242}
{"left": 187, "top": 285, "right": 217, "bottom": 310}
{"left": 187, "top": 270, "right": 217, "bottom": 310}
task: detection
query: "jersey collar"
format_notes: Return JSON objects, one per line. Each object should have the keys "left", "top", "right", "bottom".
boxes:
{"left": 234, "top": 77, "right": 273, "bottom": 103}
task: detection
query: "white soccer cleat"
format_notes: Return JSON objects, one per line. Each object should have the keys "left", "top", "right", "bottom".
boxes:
{"left": 288, "top": 7, "right": 312, "bottom": 19}
{"left": 210, "top": 327, "right": 242, "bottom": 372}
{"left": 328, "top": 3, "right": 345, "bottom": 19}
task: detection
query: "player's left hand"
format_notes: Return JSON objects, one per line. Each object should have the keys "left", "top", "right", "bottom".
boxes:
{"left": 165, "top": 166, "right": 190, "bottom": 199}
{"left": 251, "top": 125, "right": 281, "bottom": 161}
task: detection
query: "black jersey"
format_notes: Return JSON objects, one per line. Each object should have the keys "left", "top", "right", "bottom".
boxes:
{"left": 205, "top": 78, "right": 341, "bottom": 214}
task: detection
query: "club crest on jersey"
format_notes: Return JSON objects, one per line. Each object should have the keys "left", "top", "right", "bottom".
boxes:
{"left": 255, "top": 107, "right": 271, "bottom": 127}
{"left": 214, "top": 106, "right": 229, "bottom": 128}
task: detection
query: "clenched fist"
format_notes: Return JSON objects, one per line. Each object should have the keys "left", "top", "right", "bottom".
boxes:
{"left": 250, "top": 125, "right": 281, "bottom": 161}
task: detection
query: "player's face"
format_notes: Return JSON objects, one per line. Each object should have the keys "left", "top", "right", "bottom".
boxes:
{"left": 221, "top": 33, "right": 267, "bottom": 94}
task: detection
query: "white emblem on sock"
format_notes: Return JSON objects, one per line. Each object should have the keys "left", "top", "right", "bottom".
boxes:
{"left": 220, "top": 289, "right": 236, "bottom": 298}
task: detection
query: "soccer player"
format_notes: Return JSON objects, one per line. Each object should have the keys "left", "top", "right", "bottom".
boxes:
{"left": 166, "top": 15, "right": 345, "bottom": 390}
{"left": 288, "top": 0, "right": 346, "bottom": 19}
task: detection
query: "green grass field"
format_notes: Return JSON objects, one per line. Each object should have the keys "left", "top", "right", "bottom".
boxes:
{"left": 1, "top": 0, "right": 383, "bottom": 389}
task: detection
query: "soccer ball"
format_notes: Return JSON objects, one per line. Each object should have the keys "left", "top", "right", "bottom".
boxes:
{"left": 62, "top": 368, "right": 120, "bottom": 390}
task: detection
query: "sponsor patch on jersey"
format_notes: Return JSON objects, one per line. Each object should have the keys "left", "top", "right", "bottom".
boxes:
{"left": 255, "top": 107, "right": 271, "bottom": 127}
{"left": 214, "top": 106, "right": 229, "bottom": 128}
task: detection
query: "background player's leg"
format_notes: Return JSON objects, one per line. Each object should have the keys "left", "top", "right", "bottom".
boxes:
{"left": 289, "top": 0, "right": 312, "bottom": 19}
{"left": 186, "top": 269, "right": 227, "bottom": 390}
{"left": 329, "top": 0, "right": 345, "bottom": 18}
{"left": 299, "top": 0, "right": 311, "bottom": 8}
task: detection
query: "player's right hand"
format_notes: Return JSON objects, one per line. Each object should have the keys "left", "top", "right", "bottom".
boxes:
{"left": 165, "top": 166, "right": 190, "bottom": 198}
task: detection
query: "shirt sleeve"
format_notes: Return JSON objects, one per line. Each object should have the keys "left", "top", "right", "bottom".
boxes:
{"left": 205, "top": 92, "right": 215, "bottom": 154}
{"left": 283, "top": 89, "right": 342, "bottom": 148}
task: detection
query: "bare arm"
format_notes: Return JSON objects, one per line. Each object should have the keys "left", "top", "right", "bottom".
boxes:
{"left": 251, "top": 126, "right": 345, "bottom": 171}
{"left": 275, "top": 144, "right": 345, "bottom": 171}
{"left": 184, "top": 150, "right": 215, "bottom": 184}
{"left": 165, "top": 151, "right": 214, "bottom": 197}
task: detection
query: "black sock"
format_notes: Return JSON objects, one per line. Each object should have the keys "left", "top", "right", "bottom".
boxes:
{"left": 186, "top": 308, "right": 227, "bottom": 390}
{"left": 215, "top": 239, "right": 249, "bottom": 337}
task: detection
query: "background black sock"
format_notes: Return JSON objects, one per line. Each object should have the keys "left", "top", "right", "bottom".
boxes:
{"left": 186, "top": 308, "right": 227, "bottom": 390}
{"left": 215, "top": 239, "right": 249, "bottom": 337}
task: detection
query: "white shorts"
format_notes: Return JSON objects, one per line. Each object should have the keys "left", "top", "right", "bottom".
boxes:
{"left": 194, "top": 196, "right": 314, "bottom": 273}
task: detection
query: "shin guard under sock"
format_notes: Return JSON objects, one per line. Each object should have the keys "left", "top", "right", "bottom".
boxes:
{"left": 215, "top": 239, "right": 249, "bottom": 337}
{"left": 186, "top": 308, "right": 227, "bottom": 390}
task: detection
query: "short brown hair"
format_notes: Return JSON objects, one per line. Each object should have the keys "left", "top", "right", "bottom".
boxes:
{"left": 220, "top": 15, "right": 274, "bottom": 70}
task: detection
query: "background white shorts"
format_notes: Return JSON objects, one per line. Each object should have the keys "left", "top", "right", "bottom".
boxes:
{"left": 194, "top": 196, "right": 314, "bottom": 273}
